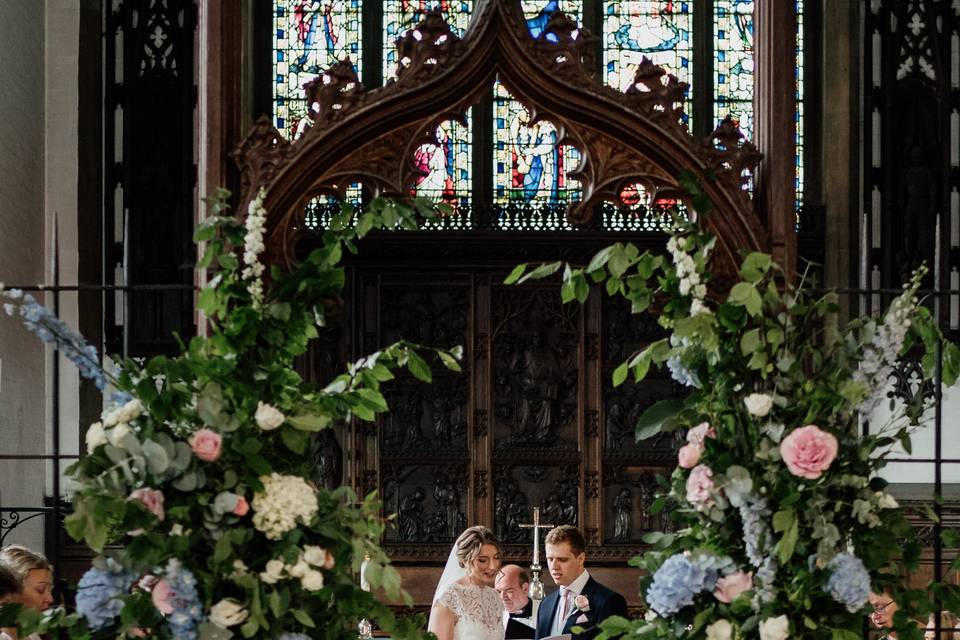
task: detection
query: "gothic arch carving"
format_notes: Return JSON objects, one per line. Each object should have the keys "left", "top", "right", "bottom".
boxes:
{"left": 232, "top": 0, "right": 767, "bottom": 275}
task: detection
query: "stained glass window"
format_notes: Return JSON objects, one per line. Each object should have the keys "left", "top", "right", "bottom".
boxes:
{"left": 383, "top": 1, "right": 473, "bottom": 82}
{"left": 522, "top": 1, "right": 583, "bottom": 39}
{"left": 384, "top": 2, "right": 474, "bottom": 228}
{"left": 493, "top": 83, "right": 582, "bottom": 230}
{"left": 714, "top": 0, "right": 755, "bottom": 140}
{"left": 602, "top": 1, "right": 693, "bottom": 126}
{"left": 273, "top": 1, "right": 363, "bottom": 141}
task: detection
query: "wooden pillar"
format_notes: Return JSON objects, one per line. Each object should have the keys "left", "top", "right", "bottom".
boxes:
{"left": 753, "top": 0, "right": 798, "bottom": 276}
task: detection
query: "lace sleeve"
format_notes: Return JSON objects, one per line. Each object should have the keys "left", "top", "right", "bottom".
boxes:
{"left": 437, "top": 584, "right": 462, "bottom": 617}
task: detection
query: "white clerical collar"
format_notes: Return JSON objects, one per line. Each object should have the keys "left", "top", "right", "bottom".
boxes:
{"left": 565, "top": 568, "right": 590, "bottom": 596}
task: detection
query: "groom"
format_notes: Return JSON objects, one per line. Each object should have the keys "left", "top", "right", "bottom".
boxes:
{"left": 535, "top": 525, "right": 628, "bottom": 639}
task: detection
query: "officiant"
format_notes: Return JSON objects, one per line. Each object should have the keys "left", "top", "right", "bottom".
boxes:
{"left": 496, "top": 564, "right": 536, "bottom": 639}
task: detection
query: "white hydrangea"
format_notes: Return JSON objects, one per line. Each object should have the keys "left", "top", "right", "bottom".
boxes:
{"left": 102, "top": 398, "right": 143, "bottom": 427}
{"left": 85, "top": 421, "right": 107, "bottom": 450}
{"left": 242, "top": 188, "right": 268, "bottom": 310}
{"left": 251, "top": 473, "right": 318, "bottom": 540}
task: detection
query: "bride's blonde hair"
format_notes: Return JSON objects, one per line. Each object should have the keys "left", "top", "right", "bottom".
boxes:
{"left": 454, "top": 526, "right": 501, "bottom": 569}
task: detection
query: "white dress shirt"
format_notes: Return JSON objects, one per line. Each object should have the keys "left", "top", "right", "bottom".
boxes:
{"left": 551, "top": 569, "right": 591, "bottom": 636}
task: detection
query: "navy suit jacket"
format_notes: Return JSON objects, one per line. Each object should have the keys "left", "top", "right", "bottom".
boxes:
{"left": 535, "top": 575, "right": 628, "bottom": 639}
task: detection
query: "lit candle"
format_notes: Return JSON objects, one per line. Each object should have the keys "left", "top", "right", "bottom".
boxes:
{"left": 360, "top": 554, "right": 371, "bottom": 592}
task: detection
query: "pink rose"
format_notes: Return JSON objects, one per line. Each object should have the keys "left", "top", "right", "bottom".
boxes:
{"left": 678, "top": 443, "right": 702, "bottom": 469}
{"left": 713, "top": 571, "right": 753, "bottom": 603}
{"left": 574, "top": 594, "right": 590, "bottom": 612}
{"left": 189, "top": 428, "right": 222, "bottom": 462}
{"left": 151, "top": 578, "right": 174, "bottom": 614}
{"left": 324, "top": 553, "right": 336, "bottom": 570}
{"left": 780, "top": 425, "right": 838, "bottom": 480}
{"left": 687, "top": 422, "right": 716, "bottom": 447}
{"left": 129, "top": 487, "right": 165, "bottom": 521}
{"left": 685, "top": 465, "right": 717, "bottom": 510}
{"left": 233, "top": 496, "right": 249, "bottom": 517}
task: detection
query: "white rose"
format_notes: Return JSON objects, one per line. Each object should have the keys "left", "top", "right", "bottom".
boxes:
{"left": 107, "top": 422, "right": 133, "bottom": 447}
{"left": 706, "top": 619, "right": 734, "bottom": 640}
{"left": 232, "top": 559, "right": 248, "bottom": 573}
{"left": 209, "top": 598, "right": 249, "bottom": 628}
{"left": 259, "top": 559, "right": 286, "bottom": 584}
{"left": 744, "top": 393, "right": 774, "bottom": 418}
{"left": 255, "top": 402, "right": 285, "bottom": 431}
{"left": 287, "top": 558, "right": 309, "bottom": 578}
{"left": 303, "top": 545, "right": 328, "bottom": 567}
{"left": 86, "top": 422, "right": 107, "bottom": 451}
{"left": 876, "top": 492, "right": 899, "bottom": 509}
{"left": 644, "top": 610, "right": 658, "bottom": 622}
{"left": 170, "top": 524, "right": 185, "bottom": 536}
{"left": 301, "top": 569, "right": 325, "bottom": 591}
{"left": 759, "top": 615, "right": 790, "bottom": 640}
{"left": 116, "top": 399, "right": 144, "bottom": 423}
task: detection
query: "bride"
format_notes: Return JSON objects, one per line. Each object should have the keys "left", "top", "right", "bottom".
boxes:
{"left": 428, "top": 525, "right": 505, "bottom": 640}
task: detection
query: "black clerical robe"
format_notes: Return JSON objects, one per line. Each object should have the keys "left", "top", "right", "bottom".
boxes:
{"left": 505, "top": 600, "right": 536, "bottom": 639}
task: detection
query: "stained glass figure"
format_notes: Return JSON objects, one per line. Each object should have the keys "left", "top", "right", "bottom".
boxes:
{"left": 522, "top": 0, "right": 582, "bottom": 39}
{"left": 714, "top": 0, "right": 754, "bottom": 141}
{"left": 412, "top": 117, "right": 473, "bottom": 229}
{"left": 603, "top": 1, "right": 693, "bottom": 127}
{"left": 493, "top": 83, "right": 581, "bottom": 230}
{"left": 273, "top": 1, "right": 363, "bottom": 141}
{"left": 383, "top": 1, "right": 473, "bottom": 82}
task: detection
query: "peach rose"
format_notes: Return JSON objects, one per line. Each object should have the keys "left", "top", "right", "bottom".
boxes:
{"left": 678, "top": 443, "right": 702, "bottom": 469}
{"left": 189, "top": 428, "right": 222, "bottom": 462}
{"left": 129, "top": 487, "right": 165, "bottom": 521}
{"left": 780, "top": 425, "right": 838, "bottom": 480}
{"left": 713, "top": 571, "right": 753, "bottom": 603}
{"left": 685, "top": 464, "right": 717, "bottom": 510}
{"left": 233, "top": 495, "right": 249, "bottom": 517}
{"left": 151, "top": 578, "right": 174, "bottom": 614}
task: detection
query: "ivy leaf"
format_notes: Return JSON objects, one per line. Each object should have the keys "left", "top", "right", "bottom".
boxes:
{"left": 728, "top": 282, "right": 762, "bottom": 316}
{"left": 635, "top": 398, "right": 684, "bottom": 442}
{"left": 612, "top": 361, "right": 629, "bottom": 387}
{"left": 504, "top": 264, "right": 527, "bottom": 285}
{"left": 406, "top": 350, "right": 432, "bottom": 383}
{"left": 287, "top": 413, "right": 331, "bottom": 432}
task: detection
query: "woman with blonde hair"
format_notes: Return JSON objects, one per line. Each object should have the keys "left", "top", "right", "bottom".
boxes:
{"left": 0, "top": 545, "right": 54, "bottom": 640}
{"left": 428, "top": 525, "right": 505, "bottom": 640}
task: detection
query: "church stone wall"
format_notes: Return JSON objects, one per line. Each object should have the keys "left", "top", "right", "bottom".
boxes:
{"left": 0, "top": 0, "right": 50, "bottom": 551}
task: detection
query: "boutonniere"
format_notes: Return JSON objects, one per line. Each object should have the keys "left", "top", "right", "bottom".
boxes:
{"left": 574, "top": 595, "right": 590, "bottom": 613}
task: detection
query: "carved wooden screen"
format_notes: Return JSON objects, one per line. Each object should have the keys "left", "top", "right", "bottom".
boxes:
{"left": 234, "top": 0, "right": 772, "bottom": 606}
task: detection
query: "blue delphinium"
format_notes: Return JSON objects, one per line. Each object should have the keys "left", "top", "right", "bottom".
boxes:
{"left": 75, "top": 559, "right": 136, "bottom": 630}
{"left": 162, "top": 558, "right": 204, "bottom": 640}
{"left": 826, "top": 553, "right": 871, "bottom": 613}
{"left": 645, "top": 554, "right": 710, "bottom": 616}
{"left": 2, "top": 290, "right": 110, "bottom": 390}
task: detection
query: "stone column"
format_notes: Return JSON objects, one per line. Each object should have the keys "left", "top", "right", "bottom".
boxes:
{"left": 753, "top": 0, "right": 798, "bottom": 276}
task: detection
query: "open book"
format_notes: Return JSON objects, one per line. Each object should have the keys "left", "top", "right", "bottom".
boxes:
{"left": 540, "top": 636, "right": 572, "bottom": 640}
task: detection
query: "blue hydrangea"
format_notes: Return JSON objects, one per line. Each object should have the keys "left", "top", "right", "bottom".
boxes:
{"left": 739, "top": 496, "right": 772, "bottom": 567}
{"left": 278, "top": 635, "right": 312, "bottom": 640}
{"left": 161, "top": 559, "right": 204, "bottom": 640}
{"left": 645, "top": 554, "right": 710, "bottom": 616}
{"left": 75, "top": 559, "right": 136, "bottom": 630}
{"left": 825, "top": 553, "right": 871, "bottom": 613}
{"left": 3, "top": 291, "right": 109, "bottom": 390}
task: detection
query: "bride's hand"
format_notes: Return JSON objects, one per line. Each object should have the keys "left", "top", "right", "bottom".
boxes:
{"left": 427, "top": 601, "right": 456, "bottom": 640}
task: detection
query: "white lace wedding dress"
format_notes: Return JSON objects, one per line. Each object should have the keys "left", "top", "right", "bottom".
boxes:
{"left": 435, "top": 582, "right": 505, "bottom": 640}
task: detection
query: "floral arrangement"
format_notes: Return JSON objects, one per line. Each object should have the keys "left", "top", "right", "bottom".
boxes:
{"left": 509, "top": 179, "right": 960, "bottom": 640}
{"left": 0, "top": 191, "right": 453, "bottom": 639}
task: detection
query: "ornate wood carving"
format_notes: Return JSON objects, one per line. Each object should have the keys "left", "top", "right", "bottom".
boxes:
{"left": 234, "top": 1, "right": 771, "bottom": 276}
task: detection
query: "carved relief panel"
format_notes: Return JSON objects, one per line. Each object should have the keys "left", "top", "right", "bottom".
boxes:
{"left": 382, "top": 463, "right": 469, "bottom": 544}
{"left": 491, "top": 288, "right": 580, "bottom": 452}
{"left": 602, "top": 465, "right": 675, "bottom": 544}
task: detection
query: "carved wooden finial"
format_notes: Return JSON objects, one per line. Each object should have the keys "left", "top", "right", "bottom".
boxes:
{"left": 229, "top": 114, "right": 290, "bottom": 211}
{"left": 302, "top": 58, "right": 364, "bottom": 125}
{"left": 705, "top": 115, "right": 763, "bottom": 195}
{"left": 394, "top": 9, "right": 463, "bottom": 83}
{"left": 624, "top": 56, "right": 690, "bottom": 137}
